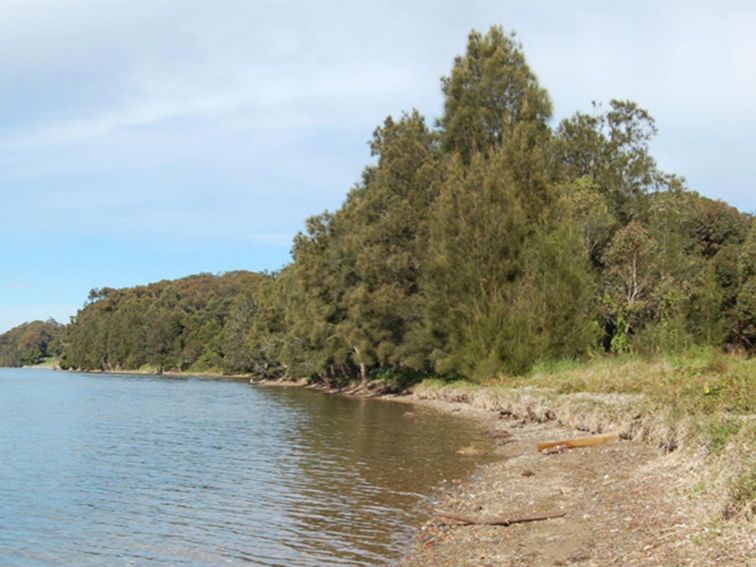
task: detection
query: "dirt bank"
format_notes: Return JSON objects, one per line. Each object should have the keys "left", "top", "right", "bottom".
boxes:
{"left": 393, "top": 390, "right": 754, "bottom": 566}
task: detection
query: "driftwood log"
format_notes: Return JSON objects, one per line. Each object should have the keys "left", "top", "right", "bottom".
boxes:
{"left": 536, "top": 433, "right": 619, "bottom": 453}
{"left": 437, "top": 510, "right": 566, "bottom": 526}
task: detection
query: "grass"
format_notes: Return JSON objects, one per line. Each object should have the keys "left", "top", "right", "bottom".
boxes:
{"left": 519, "top": 349, "right": 753, "bottom": 417}
{"left": 696, "top": 415, "right": 744, "bottom": 455}
{"left": 726, "top": 466, "right": 756, "bottom": 519}
{"left": 411, "top": 348, "right": 755, "bottom": 521}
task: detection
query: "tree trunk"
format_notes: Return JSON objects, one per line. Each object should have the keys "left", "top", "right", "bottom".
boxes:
{"left": 353, "top": 345, "right": 368, "bottom": 388}
{"left": 359, "top": 361, "right": 367, "bottom": 388}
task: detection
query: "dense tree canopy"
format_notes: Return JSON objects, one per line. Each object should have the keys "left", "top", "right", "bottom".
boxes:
{"left": 59, "top": 272, "right": 269, "bottom": 373}
{"left": 4, "top": 26, "right": 752, "bottom": 381}
{"left": 0, "top": 319, "right": 63, "bottom": 367}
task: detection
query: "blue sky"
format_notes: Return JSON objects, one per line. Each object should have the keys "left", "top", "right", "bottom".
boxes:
{"left": 1, "top": 0, "right": 754, "bottom": 332}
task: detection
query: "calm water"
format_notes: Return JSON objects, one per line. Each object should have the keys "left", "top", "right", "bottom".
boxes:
{"left": 0, "top": 368, "right": 489, "bottom": 566}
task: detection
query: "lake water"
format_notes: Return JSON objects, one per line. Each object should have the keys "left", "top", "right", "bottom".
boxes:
{"left": 0, "top": 368, "right": 489, "bottom": 565}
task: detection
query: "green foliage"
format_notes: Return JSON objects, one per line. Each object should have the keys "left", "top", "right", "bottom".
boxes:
{"left": 440, "top": 27, "right": 551, "bottom": 163}
{"left": 697, "top": 415, "right": 743, "bottom": 455}
{"left": 368, "top": 367, "right": 424, "bottom": 391}
{"left": 60, "top": 272, "right": 268, "bottom": 373}
{"left": 725, "top": 466, "right": 756, "bottom": 519}
{"left": 424, "top": 142, "right": 597, "bottom": 380}
{"left": 602, "top": 220, "right": 658, "bottom": 351}
{"left": 425, "top": 152, "right": 528, "bottom": 378}
{"left": 45, "top": 25, "right": 754, "bottom": 384}
{"left": 0, "top": 319, "right": 63, "bottom": 367}
{"left": 558, "top": 177, "right": 618, "bottom": 263}
{"left": 554, "top": 100, "right": 671, "bottom": 221}
{"left": 733, "top": 222, "right": 756, "bottom": 349}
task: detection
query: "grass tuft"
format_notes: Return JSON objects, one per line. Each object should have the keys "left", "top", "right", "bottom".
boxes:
{"left": 725, "top": 466, "right": 755, "bottom": 520}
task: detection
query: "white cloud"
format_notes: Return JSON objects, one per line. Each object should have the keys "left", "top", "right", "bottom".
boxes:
{"left": 0, "top": 0, "right": 754, "bottom": 330}
{"left": 0, "top": 0, "right": 754, "bottom": 230}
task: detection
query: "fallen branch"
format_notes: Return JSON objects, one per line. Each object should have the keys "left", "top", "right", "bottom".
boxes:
{"left": 436, "top": 510, "right": 566, "bottom": 526}
{"left": 537, "top": 433, "right": 619, "bottom": 453}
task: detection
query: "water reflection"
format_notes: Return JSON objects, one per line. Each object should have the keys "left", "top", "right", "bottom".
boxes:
{"left": 0, "top": 369, "right": 489, "bottom": 565}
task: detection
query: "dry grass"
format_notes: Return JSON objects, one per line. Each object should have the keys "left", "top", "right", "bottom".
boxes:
{"left": 521, "top": 350, "right": 753, "bottom": 417}
{"left": 411, "top": 349, "right": 755, "bottom": 523}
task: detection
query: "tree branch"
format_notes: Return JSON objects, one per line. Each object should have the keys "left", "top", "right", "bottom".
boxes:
{"left": 436, "top": 510, "right": 566, "bottom": 526}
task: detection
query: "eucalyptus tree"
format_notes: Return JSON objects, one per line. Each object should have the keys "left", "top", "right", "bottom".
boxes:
{"left": 0, "top": 319, "right": 63, "bottom": 367}
{"left": 554, "top": 100, "right": 674, "bottom": 222}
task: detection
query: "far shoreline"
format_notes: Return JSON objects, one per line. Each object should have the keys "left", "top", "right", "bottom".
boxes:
{"left": 57, "top": 366, "right": 256, "bottom": 382}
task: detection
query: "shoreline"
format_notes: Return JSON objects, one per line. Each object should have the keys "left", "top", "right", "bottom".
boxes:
{"left": 253, "top": 376, "right": 753, "bottom": 564}
{"left": 399, "top": 386, "right": 752, "bottom": 565}
{"left": 61, "top": 367, "right": 256, "bottom": 382}
{"left": 50, "top": 368, "right": 755, "bottom": 564}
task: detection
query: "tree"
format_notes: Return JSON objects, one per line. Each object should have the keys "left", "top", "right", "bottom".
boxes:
{"left": 52, "top": 24, "right": 754, "bottom": 382}
{"left": 341, "top": 112, "right": 440, "bottom": 373}
{"left": 558, "top": 177, "right": 618, "bottom": 264}
{"left": 439, "top": 26, "right": 552, "bottom": 163}
{"left": 734, "top": 221, "right": 756, "bottom": 349}
{"left": 602, "top": 221, "right": 658, "bottom": 352}
{"left": 60, "top": 272, "right": 268, "bottom": 373}
{"left": 0, "top": 319, "right": 63, "bottom": 367}
{"left": 424, "top": 151, "right": 528, "bottom": 377}
{"left": 555, "top": 100, "right": 673, "bottom": 221}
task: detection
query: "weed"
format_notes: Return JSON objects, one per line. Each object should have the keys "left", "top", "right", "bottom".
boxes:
{"left": 725, "top": 466, "right": 756, "bottom": 520}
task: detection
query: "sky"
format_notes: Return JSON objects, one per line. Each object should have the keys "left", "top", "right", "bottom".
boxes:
{"left": 1, "top": 0, "right": 754, "bottom": 332}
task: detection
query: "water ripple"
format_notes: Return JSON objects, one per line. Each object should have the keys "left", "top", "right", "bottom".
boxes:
{"left": 0, "top": 368, "right": 490, "bottom": 565}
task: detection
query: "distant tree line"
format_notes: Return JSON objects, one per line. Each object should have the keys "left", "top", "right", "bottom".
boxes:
{"left": 59, "top": 272, "right": 270, "bottom": 374}
{"left": 0, "top": 319, "right": 63, "bottom": 367}
{"left": 3, "top": 27, "right": 754, "bottom": 382}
